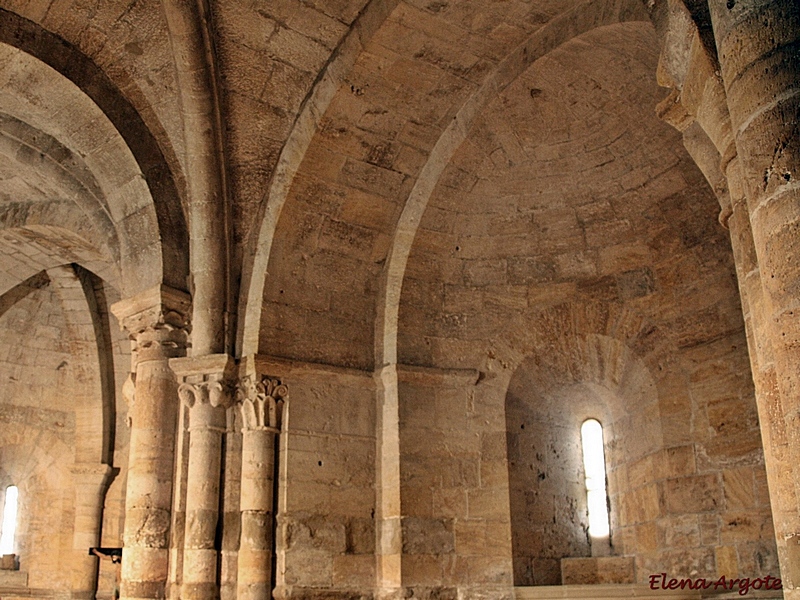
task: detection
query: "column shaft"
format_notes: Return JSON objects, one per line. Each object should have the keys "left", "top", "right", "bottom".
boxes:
{"left": 375, "top": 365, "right": 402, "bottom": 600}
{"left": 183, "top": 403, "right": 227, "bottom": 600}
{"left": 171, "top": 354, "right": 236, "bottom": 600}
{"left": 726, "top": 158, "right": 798, "bottom": 578}
{"left": 235, "top": 372, "right": 287, "bottom": 600}
{"left": 238, "top": 429, "right": 276, "bottom": 600}
{"left": 71, "top": 464, "right": 113, "bottom": 597}
{"left": 123, "top": 356, "right": 181, "bottom": 599}
{"left": 708, "top": 0, "right": 800, "bottom": 592}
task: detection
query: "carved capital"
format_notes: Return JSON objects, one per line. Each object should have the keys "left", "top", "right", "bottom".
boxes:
{"left": 177, "top": 378, "right": 233, "bottom": 409}
{"left": 235, "top": 375, "right": 287, "bottom": 432}
{"left": 111, "top": 285, "right": 191, "bottom": 363}
{"left": 170, "top": 354, "right": 236, "bottom": 410}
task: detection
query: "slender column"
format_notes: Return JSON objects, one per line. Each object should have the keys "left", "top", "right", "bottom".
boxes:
{"left": 707, "top": 1, "right": 800, "bottom": 592}
{"left": 375, "top": 365, "right": 402, "bottom": 600}
{"left": 111, "top": 286, "right": 191, "bottom": 600}
{"left": 234, "top": 371, "right": 287, "bottom": 600}
{"left": 162, "top": 0, "right": 229, "bottom": 356}
{"left": 70, "top": 463, "right": 113, "bottom": 598}
{"left": 170, "top": 354, "right": 236, "bottom": 600}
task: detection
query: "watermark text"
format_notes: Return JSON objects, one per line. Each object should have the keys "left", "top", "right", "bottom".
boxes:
{"left": 648, "top": 573, "right": 782, "bottom": 595}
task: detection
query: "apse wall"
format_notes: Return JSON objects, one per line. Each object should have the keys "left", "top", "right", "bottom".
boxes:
{"left": 502, "top": 317, "right": 778, "bottom": 586}
{"left": 395, "top": 19, "right": 778, "bottom": 590}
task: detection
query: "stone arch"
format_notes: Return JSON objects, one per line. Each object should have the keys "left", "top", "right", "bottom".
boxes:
{"left": 250, "top": 0, "right": 653, "bottom": 372}
{"left": 0, "top": 226, "right": 116, "bottom": 298}
{"left": 376, "top": 0, "right": 651, "bottom": 367}
{"left": 236, "top": 0, "right": 399, "bottom": 358}
{"left": 0, "top": 273, "right": 80, "bottom": 589}
{"left": 0, "top": 112, "right": 120, "bottom": 266}
{"left": 0, "top": 429, "right": 73, "bottom": 589}
{"left": 0, "top": 9, "right": 189, "bottom": 296}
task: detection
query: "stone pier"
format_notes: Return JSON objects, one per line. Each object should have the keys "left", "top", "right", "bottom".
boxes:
{"left": 111, "top": 286, "right": 191, "bottom": 600}
{"left": 708, "top": 0, "right": 800, "bottom": 593}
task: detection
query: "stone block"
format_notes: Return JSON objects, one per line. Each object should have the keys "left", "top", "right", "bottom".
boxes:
{"left": 468, "top": 487, "right": 512, "bottom": 520}
{"left": 635, "top": 522, "right": 660, "bottom": 552}
{"left": 402, "top": 518, "right": 455, "bottom": 555}
{"left": 723, "top": 467, "right": 756, "bottom": 511}
{"left": 720, "top": 512, "right": 771, "bottom": 544}
{"left": 454, "top": 520, "right": 487, "bottom": 556}
{"left": 661, "top": 474, "right": 721, "bottom": 515}
{"left": 345, "top": 518, "right": 375, "bottom": 554}
{"left": 480, "top": 460, "right": 509, "bottom": 488}
{"left": 432, "top": 488, "right": 467, "bottom": 518}
{"left": 715, "top": 545, "right": 739, "bottom": 577}
{"left": 661, "top": 515, "right": 701, "bottom": 548}
{"left": 532, "top": 558, "right": 561, "bottom": 586}
{"left": 659, "top": 445, "right": 696, "bottom": 479}
{"left": 561, "top": 556, "right": 635, "bottom": 585}
{"left": 283, "top": 548, "right": 332, "bottom": 586}
{"left": 403, "top": 555, "right": 444, "bottom": 587}
{"left": 464, "top": 556, "right": 513, "bottom": 585}
{"left": 332, "top": 555, "right": 374, "bottom": 587}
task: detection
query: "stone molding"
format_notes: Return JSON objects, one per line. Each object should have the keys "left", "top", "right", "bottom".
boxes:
{"left": 395, "top": 363, "right": 480, "bottom": 387}
{"left": 235, "top": 374, "right": 288, "bottom": 432}
{"left": 69, "top": 463, "right": 113, "bottom": 488}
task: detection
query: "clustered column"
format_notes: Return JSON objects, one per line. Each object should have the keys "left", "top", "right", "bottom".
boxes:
{"left": 235, "top": 373, "right": 287, "bottom": 600}
{"left": 111, "top": 286, "right": 191, "bottom": 600}
{"left": 170, "top": 354, "right": 236, "bottom": 600}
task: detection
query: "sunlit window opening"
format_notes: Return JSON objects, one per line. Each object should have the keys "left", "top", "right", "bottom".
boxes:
{"left": 581, "top": 419, "right": 610, "bottom": 539}
{"left": 0, "top": 486, "right": 19, "bottom": 555}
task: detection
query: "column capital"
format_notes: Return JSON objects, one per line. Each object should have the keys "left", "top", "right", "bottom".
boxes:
{"left": 170, "top": 354, "right": 237, "bottom": 410}
{"left": 111, "top": 285, "right": 191, "bottom": 362}
{"left": 235, "top": 372, "right": 288, "bottom": 432}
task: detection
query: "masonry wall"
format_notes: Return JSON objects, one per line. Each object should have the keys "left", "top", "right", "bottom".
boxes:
{"left": 398, "top": 368, "right": 514, "bottom": 598}
{"left": 273, "top": 363, "right": 376, "bottom": 600}
{"left": 393, "top": 17, "right": 778, "bottom": 590}
{"left": 0, "top": 283, "right": 77, "bottom": 590}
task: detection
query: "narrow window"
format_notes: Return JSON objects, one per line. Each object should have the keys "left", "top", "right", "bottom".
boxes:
{"left": 580, "top": 420, "right": 610, "bottom": 546}
{"left": 0, "top": 486, "right": 19, "bottom": 555}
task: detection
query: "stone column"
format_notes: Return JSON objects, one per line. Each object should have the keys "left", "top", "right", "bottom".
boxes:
{"left": 70, "top": 463, "right": 113, "bottom": 598}
{"left": 707, "top": 0, "right": 800, "bottom": 592}
{"left": 111, "top": 286, "right": 191, "bottom": 600}
{"left": 234, "top": 371, "right": 287, "bottom": 600}
{"left": 725, "top": 156, "right": 798, "bottom": 577}
{"left": 375, "top": 365, "right": 402, "bottom": 600}
{"left": 170, "top": 354, "right": 236, "bottom": 600}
